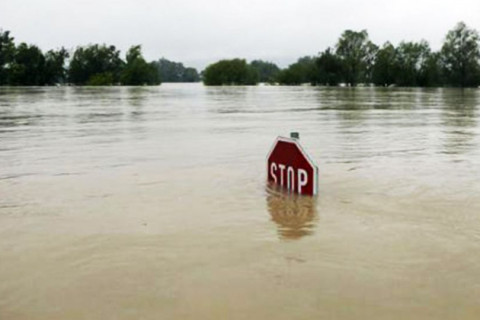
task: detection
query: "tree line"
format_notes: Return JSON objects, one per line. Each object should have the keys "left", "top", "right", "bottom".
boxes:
{"left": 2, "top": 22, "right": 480, "bottom": 87}
{"left": 0, "top": 29, "right": 200, "bottom": 86}
{"left": 203, "top": 22, "right": 480, "bottom": 88}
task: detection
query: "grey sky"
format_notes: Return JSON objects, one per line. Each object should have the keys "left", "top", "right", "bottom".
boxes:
{"left": 2, "top": 0, "right": 480, "bottom": 70}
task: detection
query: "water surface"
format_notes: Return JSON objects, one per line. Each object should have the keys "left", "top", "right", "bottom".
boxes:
{"left": 1, "top": 84, "right": 480, "bottom": 319}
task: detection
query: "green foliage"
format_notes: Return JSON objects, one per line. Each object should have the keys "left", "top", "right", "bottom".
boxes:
{"left": 249, "top": 60, "right": 280, "bottom": 83}
{"left": 336, "top": 30, "right": 377, "bottom": 85}
{"left": 395, "top": 41, "right": 431, "bottom": 86}
{"left": 183, "top": 67, "right": 200, "bottom": 82}
{"left": 44, "top": 48, "right": 69, "bottom": 85}
{"left": 315, "top": 48, "right": 343, "bottom": 85}
{"left": 0, "top": 30, "right": 68, "bottom": 86}
{"left": 152, "top": 58, "right": 200, "bottom": 82}
{"left": 10, "top": 43, "right": 45, "bottom": 85}
{"left": 277, "top": 56, "right": 317, "bottom": 85}
{"left": 68, "top": 44, "right": 123, "bottom": 85}
{"left": 203, "top": 59, "right": 258, "bottom": 85}
{"left": 418, "top": 52, "right": 443, "bottom": 87}
{"left": 2, "top": 23, "right": 480, "bottom": 87}
{"left": 0, "top": 29, "right": 16, "bottom": 85}
{"left": 441, "top": 22, "right": 480, "bottom": 87}
{"left": 372, "top": 42, "right": 397, "bottom": 86}
{"left": 87, "top": 72, "right": 114, "bottom": 86}
{"left": 372, "top": 41, "right": 443, "bottom": 87}
{"left": 120, "top": 45, "right": 160, "bottom": 85}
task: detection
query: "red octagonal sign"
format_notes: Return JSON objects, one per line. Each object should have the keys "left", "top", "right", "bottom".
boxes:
{"left": 267, "top": 136, "right": 318, "bottom": 196}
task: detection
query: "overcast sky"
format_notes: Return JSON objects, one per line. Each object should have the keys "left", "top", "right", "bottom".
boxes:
{"left": 2, "top": 0, "right": 480, "bottom": 70}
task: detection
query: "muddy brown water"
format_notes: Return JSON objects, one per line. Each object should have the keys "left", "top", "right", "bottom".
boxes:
{"left": 1, "top": 84, "right": 480, "bottom": 319}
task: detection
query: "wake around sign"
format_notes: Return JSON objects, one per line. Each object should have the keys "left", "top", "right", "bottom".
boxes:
{"left": 267, "top": 136, "right": 318, "bottom": 196}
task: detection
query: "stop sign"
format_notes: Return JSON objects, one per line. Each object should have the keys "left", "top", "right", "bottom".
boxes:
{"left": 267, "top": 136, "right": 318, "bottom": 196}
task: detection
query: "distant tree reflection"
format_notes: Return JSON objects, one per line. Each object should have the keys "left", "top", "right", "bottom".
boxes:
{"left": 440, "top": 88, "right": 478, "bottom": 155}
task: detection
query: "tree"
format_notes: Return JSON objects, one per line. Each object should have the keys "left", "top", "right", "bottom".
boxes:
{"left": 10, "top": 43, "right": 46, "bottom": 85}
{"left": 372, "top": 42, "right": 397, "bottom": 86}
{"left": 277, "top": 56, "right": 317, "bottom": 85}
{"left": 395, "top": 40, "right": 431, "bottom": 86}
{"left": 249, "top": 60, "right": 280, "bottom": 83}
{"left": 364, "top": 41, "right": 378, "bottom": 83}
{"left": 120, "top": 45, "right": 160, "bottom": 85}
{"left": 336, "top": 29, "right": 377, "bottom": 85}
{"left": 44, "top": 47, "right": 69, "bottom": 85}
{"left": 183, "top": 67, "right": 200, "bottom": 82}
{"left": 441, "top": 22, "right": 480, "bottom": 87}
{"left": 315, "top": 48, "right": 343, "bottom": 85}
{"left": 203, "top": 59, "right": 258, "bottom": 85}
{"left": 418, "top": 52, "right": 443, "bottom": 87}
{"left": 68, "top": 44, "right": 123, "bottom": 85}
{"left": 0, "top": 29, "right": 15, "bottom": 85}
{"left": 152, "top": 58, "right": 200, "bottom": 82}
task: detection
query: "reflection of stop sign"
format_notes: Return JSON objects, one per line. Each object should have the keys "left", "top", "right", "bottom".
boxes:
{"left": 267, "top": 136, "right": 318, "bottom": 196}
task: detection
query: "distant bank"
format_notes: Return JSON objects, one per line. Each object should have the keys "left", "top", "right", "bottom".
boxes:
{"left": 0, "top": 31, "right": 200, "bottom": 86}
{"left": 1, "top": 21, "right": 480, "bottom": 88}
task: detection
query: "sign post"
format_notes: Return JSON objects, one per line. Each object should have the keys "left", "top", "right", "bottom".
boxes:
{"left": 266, "top": 134, "right": 318, "bottom": 196}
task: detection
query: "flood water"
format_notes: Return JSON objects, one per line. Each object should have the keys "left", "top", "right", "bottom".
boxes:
{"left": 1, "top": 84, "right": 480, "bottom": 319}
